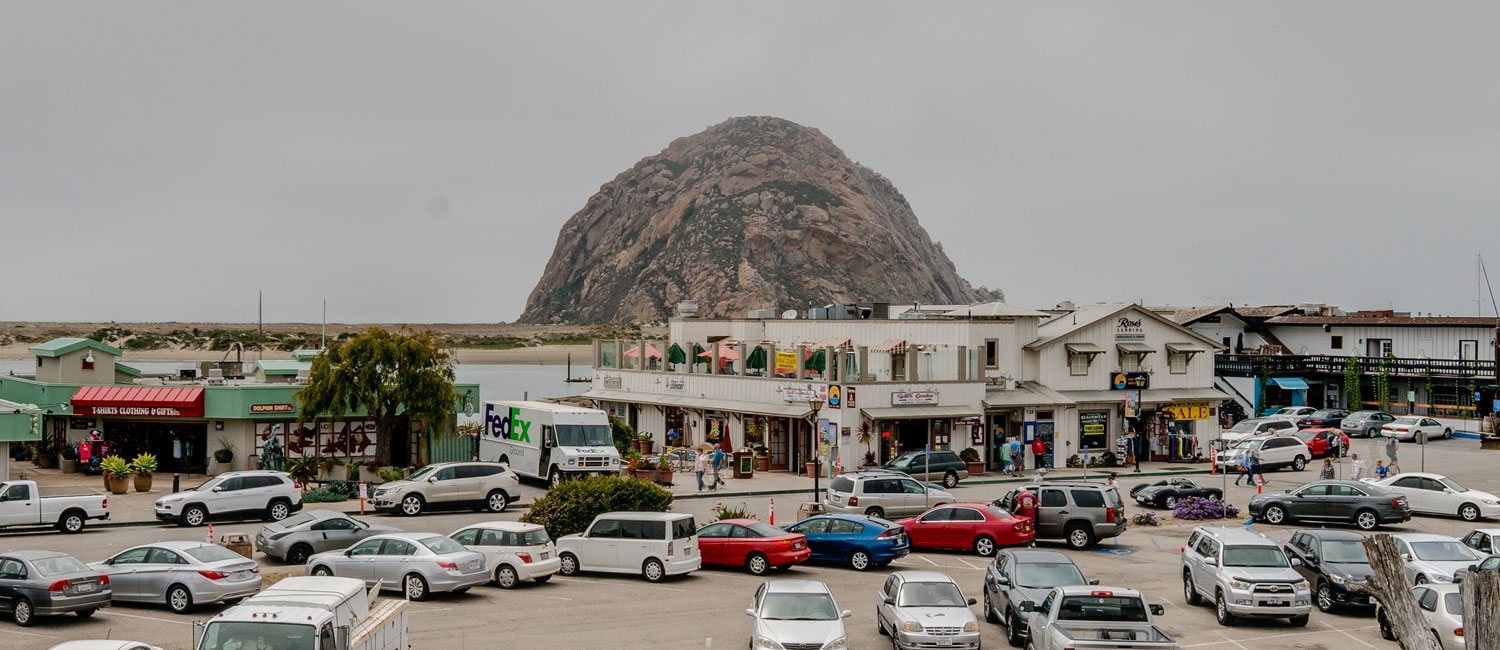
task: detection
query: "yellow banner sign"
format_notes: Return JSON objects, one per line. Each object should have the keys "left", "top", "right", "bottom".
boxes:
{"left": 1162, "top": 401, "right": 1211, "bottom": 421}
{"left": 775, "top": 350, "right": 798, "bottom": 373}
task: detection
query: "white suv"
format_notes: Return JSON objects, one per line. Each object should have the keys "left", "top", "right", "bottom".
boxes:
{"left": 155, "top": 470, "right": 303, "bottom": 527}
{"left": 1216, "top": 435, "right": 1312, "bottom": 472}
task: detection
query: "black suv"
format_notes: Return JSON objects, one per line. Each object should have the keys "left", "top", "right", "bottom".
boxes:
{"left": 1284, "top": 528, "right": 1376, "bottom": 612}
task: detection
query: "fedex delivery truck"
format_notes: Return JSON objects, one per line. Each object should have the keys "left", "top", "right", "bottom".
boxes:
{"left": 480, "top": 401, "right": 621, "bottom": 486}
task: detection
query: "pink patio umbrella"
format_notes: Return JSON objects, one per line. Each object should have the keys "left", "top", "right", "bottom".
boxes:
{"left": 622, "top": 343, "right": 663, "bottom": 358}
{"left": 696, "top": 343, "right": 741, "bottom": 360}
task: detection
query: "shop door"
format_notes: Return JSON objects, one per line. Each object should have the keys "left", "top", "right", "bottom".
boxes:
{"left": 769, "top": 419, "right": 789, "bottom": 471}
{"left": 1035, "top": 421, "right": 1055, "bottom": 468}
{"left": 896, "top": 420, "right": 927, "bottom": 455}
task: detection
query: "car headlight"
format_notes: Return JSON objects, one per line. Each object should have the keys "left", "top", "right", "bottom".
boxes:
{"left": 1432, "top": 573, "right": 1453, "bottom": 583}
{"left": 963, "top": 621, "right": 980, "bottom": 633}
{"left": 1228, "top": 578, "right": 1253, "bottom": 590}
{"left": 568, "top": 458, "right": 576, "bottom": 466}
{"left": 820, "top": 637, "right": 848, "bottom": 650}
{"left": 1295, "top": 579, "right": 1310, "bottom": 590}
{"left": 1328, "top": 573, "right": 1347, "bottom": 587}
{"left": 1484, "top": 499, "right": 1499, "bottom": 506}
{"left": 753, "top": 636, "right": 785, "bottom": 650}
{"left": 900, "top": 621, "right": 924, "bottom": 633}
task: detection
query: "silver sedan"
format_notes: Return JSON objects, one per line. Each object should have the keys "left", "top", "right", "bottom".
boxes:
{"left": 89, "top": 542, "right": 261, "bottom": 613}
{"left": 256, "top": 509, "right": 400, "bottom": 564}
{"left": 306, "top": 532, "right": 488, "bottom": 600}
{"left": 876, "top": 570, "right": 981, "bottom": 650}
{"left": 0, "top": 551, "right": 111, "bottom": 626}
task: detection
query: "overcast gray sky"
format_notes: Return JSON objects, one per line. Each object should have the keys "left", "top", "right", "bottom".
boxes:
{"left": 2, "top": 2, "right": 1496, "bottom": 324}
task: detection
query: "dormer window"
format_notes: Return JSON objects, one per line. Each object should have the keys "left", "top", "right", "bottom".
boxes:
{"left": 82, "top": 351, "right": 95, "bottom": 370}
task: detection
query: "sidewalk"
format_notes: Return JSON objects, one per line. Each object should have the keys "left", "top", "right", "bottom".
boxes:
{"left": 12, "top": 460, "right": 1213, "bottom": 528}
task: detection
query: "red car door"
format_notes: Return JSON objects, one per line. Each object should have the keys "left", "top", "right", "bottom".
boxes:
{"left": 906, "top": 507, "right": 952, "bottom": 548}
{"left": 695, "top": 522, "right": 733, "bottom": 567}
{"left": 726, "top": 524, "right": 758, "bottom": 565}
{"left": 945, "top": 507, "right": 987, "bottom": 550}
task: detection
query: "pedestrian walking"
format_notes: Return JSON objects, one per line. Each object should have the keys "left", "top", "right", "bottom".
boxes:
{"left": 1106, "top": 473, "right": 1119, "bottom": 494}
{"left": 1031, "top": 437, "right": 1047, "bottom": 471}
{"left": 1384, "top": 435, "right": 1401, "bottom": 475}
{"left": 693, "top": 451, "right": 708, "bottom": 492}
{"left": 710, "top": 447, "right": 727, "bottom": 490}
{"left": 999, "top": 436, "right": 1013, "bottom": 476}
{"left": 1319, "top": 457, "right": 1335, "bottom": 480}
{"left": 1350, "top": 453, "right": 1366, "bottom": 480}
{"left": 1375, "top": 459, "right": 1389, "bottom": 479}
{"left": 1010, "top": 438, "right": 1025, "bottom": 473}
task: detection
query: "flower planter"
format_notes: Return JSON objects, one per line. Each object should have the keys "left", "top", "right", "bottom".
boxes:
{"left": 105, "top": 475, "right": 130, "bottom": 495}
{"left": 754, "top": 456, "right": 770, "bottom": 472}
{"left": 60, "top": 459, "right": 78, "bottom": 474}
{"left": 635, "top": 440, "right": 655, "bottom": 455}
{"left": 637, "top": 469, "right": 658, "bottom": 483}
{"left": 964, "top": 461, "right": 985, "bottom": 476}
{"left": 657, "top": 468, "right": 674, "bottom": 485}
{"left": 804, "top": 462, "right": 822, "bottom": 478}
{"left": 133, "top": 474, "right": 154, "bottom": 493}
{"left": 211, "top": 461, "right": 234, "bottom": 476}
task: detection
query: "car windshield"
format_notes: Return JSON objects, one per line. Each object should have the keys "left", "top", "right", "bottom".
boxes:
{"left": 897, "top": 582, "right": 967, "bottom": 607}
{"left": 1311, "top": 410, "right": 1339, "bottom": 418}
{"left": 1227, "top": 420, "right": 1259, "bottom": 433}
{"left": 190, "top": 477, "right": 222, "bottom": 491}
{"left": 1223, "top": 546, "right": 1289, "bottom": 568}
{"left": 555, "top": 424, "right": 612, "bottom": 447}
{"left": 1293, "top": 430, "right": 1317, "bottom": 441}
{"left": 887, "top": 452, "right": 921, "bottom": 466}
{"left": 1320, "top": 540, "right": 1369, "bottom": 564}
{"left": 31, "top": 555, "right": 89, "bottom": 576}
{"left": 761, "top": 593, "right": 839, "bottom": 620}
{"left": 198, "top": 622, "right": 315, "bottom": 650}
{"left": 1411, "top": 541, "right": 1475, "bottom": 562}
{"left": 747, "top": 522, "right": 787, "bottom": 537}
{"left": 186, "top": 545, "right": 245, "bottom": 563}
{"left": 278, "top": 513, "right": 315, "bottom": 528}
{"left": 1014, "top": 561, "right": 1086, "bottom": 589}
{"left": 1056, "top": 596, "right": 1148, "bottom": 622}
{"left": 420, "top": 536, "right": 467, "bottom": 554}
{"left": 1438, "top": 477, "right": 1468, "bottom": 492}
{"left": 405, "top": 466, "right": 438, "bottom": 482}
{"left": 1232, "top": 440, "right": 1260, "bottom": 450}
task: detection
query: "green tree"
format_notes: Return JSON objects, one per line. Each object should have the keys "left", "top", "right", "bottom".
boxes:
{"left": 297, "top": 327, "right": 457, "bottom": 467}
{"left": 1343, "top": 356, "right": 1363, "bottom": 411}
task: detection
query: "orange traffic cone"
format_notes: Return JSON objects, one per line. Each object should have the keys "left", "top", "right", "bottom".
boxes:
{"left": 769, "top": 497, "right": 775, "bottom": 525}
{"left": 1256, "top": 476, "right": 1263, "bottom": 494}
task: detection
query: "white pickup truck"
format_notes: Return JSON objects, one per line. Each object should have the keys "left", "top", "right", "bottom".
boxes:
{"left": 0, "top": 480, "right": 109, "bottom": 533}
{"left": 1022, "top": 585, "right": 1180, "bottom": 650}
{"left": 194, "top": 576, "right": 407, "bottom": 650}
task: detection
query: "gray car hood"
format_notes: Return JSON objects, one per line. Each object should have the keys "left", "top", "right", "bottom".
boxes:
{"left": 757, "top": 619, "right": 843, "bottom": 646}
{"left": 1412, "top": 558, "right": 1477, "bottom": 580}
{"left": 894, "top": 606, "right": 976, "bottom": 627}
{"left": 1223, "top": 566, "right": 1303, "bottom": 582}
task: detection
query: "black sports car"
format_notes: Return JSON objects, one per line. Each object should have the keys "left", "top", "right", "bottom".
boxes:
{"left": 1129, "top": 477, "right": 1223, "bottom": 508}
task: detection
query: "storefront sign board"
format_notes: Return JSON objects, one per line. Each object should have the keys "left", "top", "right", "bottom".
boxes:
{"left": 250, "top": 403, "right": 295, "bottom": 414}
{"left": 891, "top": 391, "right": 938, "bottom": 406}
{"left": 826, "top": 385, "right": 842, "bottom": 409}
{"left": 1080, "top": 411, "right": 1108, "bottom": 450}
{"left": 1110, "top": 372, "right": 1150, "bottom": 390}
{"left": 664, "top": 378, "right": 686, "bottom": 392}
{"left": 1114, "top": 316, "right": 1145, "bottom": 342}
{"left": 775, "top": 351, "right": 798, "bottom": 374}
{"left": 783, "top": 387, "right": 817, "bottom": 402}
{"left": 1162, "top": 401, "right": 1211, "bottom": 421}
{"left": 75, "top": 405, "right": 201, "bottom": 417}
{"left": 602, "top": 376, "right": 622, "bottom": 389}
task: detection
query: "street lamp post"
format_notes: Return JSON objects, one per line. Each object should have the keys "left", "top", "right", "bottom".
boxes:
{"left": 809, "top": 399, "right": 824, "bottom": 504}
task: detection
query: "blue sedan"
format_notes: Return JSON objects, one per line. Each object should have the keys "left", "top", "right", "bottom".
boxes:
{"left": 783, "top": 514, "right": 910, "bottom": 571}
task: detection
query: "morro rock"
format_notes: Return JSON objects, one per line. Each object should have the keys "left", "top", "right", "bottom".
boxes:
{"left": 520, "top": 116, "right": 997, "bottom": 323}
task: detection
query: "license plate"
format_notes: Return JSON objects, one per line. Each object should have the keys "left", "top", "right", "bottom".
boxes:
{"left": 469, "top": 561, "right": 482, "bottom": 570}
{"left": 75, "top": 582, "right": 96, "bottom": 593}
{"left": 540, "top": 552, "right": 550, "bottom": 559}
{"left": 1260, "top": 600, "right": 1288, "bottom": 607}
{"left": 937, "top": 639, "right": 952, "bottom": 646}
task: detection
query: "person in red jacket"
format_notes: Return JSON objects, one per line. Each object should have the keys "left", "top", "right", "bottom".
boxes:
{"left": 1031, "top": 438, "right": 1047, "bottom": 470}
{"left": 1013, "top": 488, "right": 1039, "bottom": 547}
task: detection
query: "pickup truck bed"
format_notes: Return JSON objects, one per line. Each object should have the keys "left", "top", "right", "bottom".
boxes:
{"left": 1050, "top": 621, "right": 1177, "bottom": 647}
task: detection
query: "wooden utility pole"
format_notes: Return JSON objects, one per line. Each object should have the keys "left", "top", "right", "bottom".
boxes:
{"left": 1462, "top": 570, "right": 1500, "bottom": 649}
{"left": 1346, "top": 534, "right": 1442, "bottom": 650}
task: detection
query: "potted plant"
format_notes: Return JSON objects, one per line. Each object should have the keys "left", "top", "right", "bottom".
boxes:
{"left": 285, "top": 456, "right": 321, "bottom": 491}
{"left": 856, "top": 420, "right": 875, "bottom": 467}
{"left": 635, "top": 433, "right": 655, "bottom": 455}
{"left": 60, "top": 443, "right": 79, "bottom": 474}
{"left": 752, "top": 444, "right": 770, "bottom": 472}
{"left": 862, "top": 451, "right": 878, "bottom": 468}
{"left": 212, "top": 438, "right": 235, "bottom": 474}
{"left": 656, "top": 455, "right": 673, "bottom": 485}
{"left": 129, "top": 452, "right": 157, "bottom": 493}
{"left": 620, "top": 450, "right": 641, "bottom": 478}
{"left": 805, "top": 459, "right": 822, "bottom": 479}
{"left": 959, "top": 447, "right": 985, "bottom": 476}
{"left": 100, "top": 455, "right": 131, "bottom": 495}
{"left": 317, "top": 456, "right": 342, "bottom": 481}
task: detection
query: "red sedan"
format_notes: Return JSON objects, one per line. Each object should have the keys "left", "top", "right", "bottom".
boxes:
{"left": 1294, "top": 427, "right": 1350, "bottom": 458}
{"left": 695, "top": 518, "right": 811, "bottom": 575}
{"left": 895, "top": 502, "right": 1034, "bottom": 557}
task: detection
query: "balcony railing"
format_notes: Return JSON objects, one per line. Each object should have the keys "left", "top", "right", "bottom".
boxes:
{"left": 1216, "top": 353, "right": 1495, "bottom": 379}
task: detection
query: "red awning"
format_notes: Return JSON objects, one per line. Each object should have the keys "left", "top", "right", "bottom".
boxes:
{"left": 71, "top": 386, "right": 205, "bottom": 418}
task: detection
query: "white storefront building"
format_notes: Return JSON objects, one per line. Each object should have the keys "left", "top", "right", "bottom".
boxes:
{"left": 583, "top": 302, "right": 1228, "bottom": 474}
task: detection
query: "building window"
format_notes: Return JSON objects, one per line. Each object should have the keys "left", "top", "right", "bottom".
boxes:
{"left": 1222, "top": 337, "right": 1232, "bottom": 351}
{"left": 1367, "top": 339, "right": 1392, "bottom": 357}
{"left": 984, "top": 339, "right": 999, "bottom": 369}
{"left": 1120, "top": 353, "right": 1143, "bottom": 373}
{"left": 1330, "top": 335, "right": 1343, "bottom": 350}
{"left": 1168, "top": 351, "right": 1189, "bottom": 374}
{"left": 1460, "top": 340, "right": 1479, "bottom": 360}
{"left": 1068, "top": 353, "right": 1091, "bottom": 376}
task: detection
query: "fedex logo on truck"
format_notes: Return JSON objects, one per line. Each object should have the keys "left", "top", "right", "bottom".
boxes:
{"left": 485, "top": 404, "right": 532, "bottom": 443}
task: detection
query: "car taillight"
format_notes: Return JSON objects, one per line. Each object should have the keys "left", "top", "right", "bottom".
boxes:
{"left": 198, "top": 570, "right": 229, "bottom": 580}
{"left": 436, "top": 561, "right": 458, "bottom": 571}
{"left": 847, "top": 496, "right": 858, "bottom": 506}
{"left": 47, "top": 579, "right": 70, "bottom": 592}
{"left": 667, "top": 543, "right": 675, "bottom": 558}
{"left": 293, "top": 482, "right": 302, "bottom": 490}
{"left": 1456, "top": 628, "right": 1464, "bottom": 637}
{"left": 98, "top": 575, "right": 109, "bottom": 586}
{"left": 101, "top": 498, "right": 107, "bottom": 509}
{"left": 1090, "top": 590, "right": 1114, "bottom": 597}
{"left": 879, "top": 528, "right": 902, "bottom": 539}
{"left": 516, "top": 553, "right": 533, "bottom": 564}
{"left": 1106, "top": 507, "right": 1116, "bottom": 523}
{"left": 1393, "top": 498, "right": 1405, "bottom": 508}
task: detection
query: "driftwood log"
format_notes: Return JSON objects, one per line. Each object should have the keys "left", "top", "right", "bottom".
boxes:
{"left": 1461, "top": 569, "right": 1499, "bottom": 650}
{"left": 1344, "top": 533, "right": 1441, "bottom": 650}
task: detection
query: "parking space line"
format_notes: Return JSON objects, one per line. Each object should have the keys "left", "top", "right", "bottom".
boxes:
{"left": 551, "top": 576, "right": 686, "bottom": 592}
{"left": 917, "top": 555, "right": 941, "bottom": 566}
{"left": 1320, "top": 620, "right": 1375, "bottom": 648}
{"left": 955, "top": 557, "right": 981, "bottom": 570}
{"left": 1181, "top": 625, "right": 1379, "bottom": 648}
{"left": 7, "top": 629, "right": 59, "bottom": 639}
{"left": 105, "top": 611, "right": 193, "bottom": 625}
{"left": 1213, "top": 630, "right": 1249, "bottom": 650}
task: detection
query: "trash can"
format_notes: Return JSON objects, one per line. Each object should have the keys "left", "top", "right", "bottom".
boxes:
{"left": 733, "top": 451, "right": 754, "bottom": 479}
{"left": 220, "top": 533, "right": 253, "bottom": 559}
{"left": 795, "top": 502, "right": 825, "bottom": 522}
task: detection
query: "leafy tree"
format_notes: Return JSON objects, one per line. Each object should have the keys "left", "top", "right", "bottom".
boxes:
{"left": 297, "top": 327, "right": 457, "bottom": 467}
{"left": 609, "top": 416, "right": 636, "bottom": 456}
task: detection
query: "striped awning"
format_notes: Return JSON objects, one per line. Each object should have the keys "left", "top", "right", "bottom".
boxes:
{"left": 806, "top": 337, "right": 852, "bottom": 349}
{"left": 871, "top": 338, "right": 908, "bottom": 354}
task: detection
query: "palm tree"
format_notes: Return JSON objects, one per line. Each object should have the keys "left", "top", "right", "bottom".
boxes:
{"left": 856, "top": 420, "right": 875, "bottom": 466}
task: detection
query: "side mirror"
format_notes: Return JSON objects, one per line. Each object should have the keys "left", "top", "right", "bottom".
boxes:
{"left": 1469, "top": 564, "right": 1479, "bottom": 572}
{"left": 1290, "top": 558, "right": 1302, "bottom": 567}
{"left": 1149, "top": 604, "right": 1165, "bottom": 616}
{"left": 211, "top": 486, "right": 224, "bottom": 492}
{"left": 1444, "top": 488, "right": 1455, "bottom": 494}
{"left": 0, "top": 494, "right": 8, "bottom": 502}
{"left": 1019, "top": 601, "right": 1036, "bottom": 613}
{"left": 1402, "top": 554, "right": 1412, "bottom": 561}
{"left": 996, "top": 576, "right": 1012, "bottom": 587}
{"left": 840, "top": 609, "right": 852, "bottom": 619}
{"left": 1206, "top": 557, "right": 1219, "bottom": 567}
{"left": 967, "top": 597, "right": 978, "bottom": 606}
{"left": 745, "top": 608, "right": 755, "bottom": 617}
{"left": 1087, "top": 578, "right": 1101, "bottom": 585}
{"left": 428, "top": 476, "right": 438, "bottom": 483}
{"left": 883, "top": 596, "right": 895, "bottom": 606}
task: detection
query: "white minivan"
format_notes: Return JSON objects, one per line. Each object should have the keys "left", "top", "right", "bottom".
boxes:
{"left": 449, "top": 521, "right": 561, "bottom": 589}
{"left": 556, "top": 512, "right": 700, "bottom": 582}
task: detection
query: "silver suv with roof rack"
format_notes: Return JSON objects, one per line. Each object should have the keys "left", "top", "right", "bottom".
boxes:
{"left": 825, "top": 471, "right": 954, "bottom": 519}
{"left": 996, "top": 481, "right": 1126, "bottom": 549}
{"left": 1181, "top": 526, "right": 1311, "bottom": 626}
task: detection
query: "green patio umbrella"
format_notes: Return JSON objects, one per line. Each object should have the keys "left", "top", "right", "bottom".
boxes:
{"left": 667, "top": 343, "right": 686, "bottom": 364}
{"left": 804, "top": 348, "right": 826, "bottom": 373}
{"left": 692, "top": 343, "right": 706, "bottom": 359}
{"left": 746, "top": 346, "right": 767, "bottom": 370}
